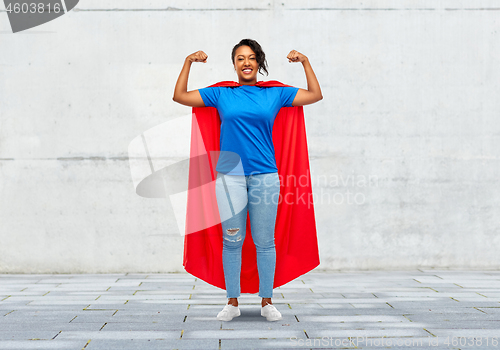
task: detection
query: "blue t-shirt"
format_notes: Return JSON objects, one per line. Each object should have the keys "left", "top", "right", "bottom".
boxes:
{"left": 198, "top": 85, "right": 299, "bottom": 175}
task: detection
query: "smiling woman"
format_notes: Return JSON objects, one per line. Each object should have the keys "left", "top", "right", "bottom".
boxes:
{"left": 172, "top": 39, "right": 322, "bottom": 107}
{"left": 231, "top": 39, "right": 269, "bottom": 84}
{"left": 172, "top": 38, "right": 322, "bottom": 322}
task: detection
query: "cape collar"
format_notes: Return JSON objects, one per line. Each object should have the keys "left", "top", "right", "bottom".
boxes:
{"left": 206, "top": 80, "right": 293, "bottom": 88}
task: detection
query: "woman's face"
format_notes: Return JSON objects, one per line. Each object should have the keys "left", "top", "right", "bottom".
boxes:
{"left": 233, "top": 45, "right": 259, "bottom": 84}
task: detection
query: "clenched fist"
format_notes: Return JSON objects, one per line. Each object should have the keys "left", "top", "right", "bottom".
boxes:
{"left": 186, "top": 50, "right": 208, "bottom": 63}
{"left": 287, "top": 50, "right": 308, "bottom": 63}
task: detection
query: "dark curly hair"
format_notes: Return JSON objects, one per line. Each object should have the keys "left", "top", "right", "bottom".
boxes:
{"left": 231, "top": 39, "right": 269, "bottom": 76}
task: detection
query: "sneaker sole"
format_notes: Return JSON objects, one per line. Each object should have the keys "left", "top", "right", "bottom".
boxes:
{"left": 217, "top": 311, "right": 241, "bottom": 321}
{"left": 264, "top": 315, "right": 282, "bottom": 321}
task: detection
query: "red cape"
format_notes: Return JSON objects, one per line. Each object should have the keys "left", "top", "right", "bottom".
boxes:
{"left": 183, "top": 80, "right": 319, "bottom": 293}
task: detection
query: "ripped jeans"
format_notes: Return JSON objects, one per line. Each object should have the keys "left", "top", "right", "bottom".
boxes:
{"left": 215, "top": 171, "right": 280, "bottom": 298}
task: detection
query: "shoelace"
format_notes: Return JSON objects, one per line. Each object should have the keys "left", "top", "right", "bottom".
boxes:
{"left": 219, "top": 304, "right": 235, "bottom": 315}
{"left": 265, "top": 304, "right": 280, "bottom": 316}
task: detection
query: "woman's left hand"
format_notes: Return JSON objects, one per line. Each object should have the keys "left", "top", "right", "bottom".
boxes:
{"left": 287, "top": 50, "right": 308, "bottom": 63}
{"left": 287, "top": 50, "right": 323, "bottom": 106}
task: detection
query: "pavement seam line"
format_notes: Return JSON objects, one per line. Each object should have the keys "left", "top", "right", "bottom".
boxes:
{"left": 423, "top": 328, "right": 436, "bottom": 337}
{"left": 474, "top": 307, "right": 487, "bottom": 313}
{"left": 81, "top": 339, "right": 91, "bottom": 349}
{"left": 52, "top": 331, "right": 62, "bottom": 339}
{"left": 347, "top": 336, "right": 358, "bottom": 348}
{"left": 402, "top": 314, "right": 413, "bottom": 322}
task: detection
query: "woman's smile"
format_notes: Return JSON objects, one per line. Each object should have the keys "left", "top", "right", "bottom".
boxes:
{"left": 234, "top": 45, "right": 259, "bottom": 84}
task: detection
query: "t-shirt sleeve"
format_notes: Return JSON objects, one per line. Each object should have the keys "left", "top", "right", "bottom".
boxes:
{"left": 279, "top": 86, "right": 300, "bottom": 107}
{"left": 198, "top": 87, "right": 221, "bottom": 108}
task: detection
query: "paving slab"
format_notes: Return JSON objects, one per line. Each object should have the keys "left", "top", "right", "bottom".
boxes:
{"left": 0, "top": 331, "right": 60, "bottom": 341}
{"left": 0, "top": 340, "right": 85, "bottom": 349}
{"left": 1, "top": 270, "right": 500, "bottom": 349}
{"left": 83, "top": 339, "right": 220, "bottom": 350}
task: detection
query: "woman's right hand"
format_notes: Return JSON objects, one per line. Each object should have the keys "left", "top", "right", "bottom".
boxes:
{"left": 186, "top": 50, "right": 208, "bottom": 63}
{"left": 173, "top": 51, "right": 207, "bottom": 107}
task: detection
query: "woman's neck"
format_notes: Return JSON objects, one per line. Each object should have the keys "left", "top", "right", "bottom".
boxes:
{"left": 238, "top": 79, "right": 258, "bottom": 86}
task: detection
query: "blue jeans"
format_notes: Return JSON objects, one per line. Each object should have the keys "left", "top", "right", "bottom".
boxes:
{"left": 215, "top": 171, "right": 280, "bottom": 298}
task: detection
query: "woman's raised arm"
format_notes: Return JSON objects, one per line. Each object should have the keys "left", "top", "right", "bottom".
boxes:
{"left": 287, "top": 50, "right": 323, "bottom": 107}
{"left": 172, "top": 51, "right": 208, "bottom": 107}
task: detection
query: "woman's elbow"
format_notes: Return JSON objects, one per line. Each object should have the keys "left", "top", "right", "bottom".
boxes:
{"left": 172, "top": 94, "right": 182, "bottom": 104}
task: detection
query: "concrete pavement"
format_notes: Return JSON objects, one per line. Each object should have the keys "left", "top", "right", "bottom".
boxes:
{"left": 1, "top": 270, "right": 500, "bottom": 349}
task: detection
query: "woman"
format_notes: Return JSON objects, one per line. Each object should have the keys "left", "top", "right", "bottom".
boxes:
{"left": 173, "top": 39, "right": 322, "bottom": 321}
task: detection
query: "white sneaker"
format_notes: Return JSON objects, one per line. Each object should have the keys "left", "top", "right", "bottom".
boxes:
{"left": 217, "top": 304, "right": 241, "bottom": 321}
{"left": 261, "top": 304, "right": 282, "bottom": 321}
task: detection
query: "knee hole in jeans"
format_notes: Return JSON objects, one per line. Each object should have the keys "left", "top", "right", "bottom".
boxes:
{"left": 224, "top": 228, "right": 242, "bottom": 242}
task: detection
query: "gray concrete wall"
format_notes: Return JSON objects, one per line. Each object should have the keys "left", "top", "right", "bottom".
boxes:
{"left": 1, "top": 0, "right": 499, "bottom": 273}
